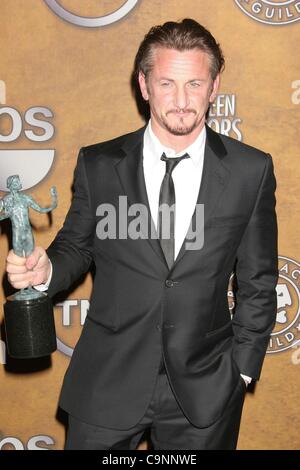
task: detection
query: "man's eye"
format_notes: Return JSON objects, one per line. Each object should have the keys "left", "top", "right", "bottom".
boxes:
{"left": 161, "top": 81, "right": 171, "bottom": 87}
{"left": 189, "top": 82, "right": 201, "bottom": 88}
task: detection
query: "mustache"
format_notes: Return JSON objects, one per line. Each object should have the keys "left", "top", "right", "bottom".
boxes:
{"left": 166, "top": 108, "right": 197, "bottom": 115}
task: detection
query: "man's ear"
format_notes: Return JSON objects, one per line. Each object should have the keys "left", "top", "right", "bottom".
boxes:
{"left": 209, "top": 73, "right": 220, "bottom": 104}
{"left": 138, "top": 72, "right": 149, "bottom": 101}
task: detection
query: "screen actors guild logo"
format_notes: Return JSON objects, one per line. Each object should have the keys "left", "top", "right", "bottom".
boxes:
{"left": 44, "top": 0, "right": 140, "bottom": 27}
{"left": 0, "top": 435, "right": 55, "bottom": 450}
{"left": 207, "top": 94, "right": 243, "bottom": 141}
{"left": 0, "top": 104, "right": 55, "bottom": 192}
{"left": 268, "top": 256, "right": 300, "bottom": 353}
{"left": 235, "top": 0, "right": 300, "bottom": 25}
{"left": 227, "top": 256, "right": 300, "bottom": 354}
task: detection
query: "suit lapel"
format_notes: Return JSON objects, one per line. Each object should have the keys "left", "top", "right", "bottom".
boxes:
{"left": 171, "top": 125, "right": 231, "bottom": 270}
{"left": 114, "top": 127, "right": 169, "bottom": 269}
{"left": 114, "top": 125, "right": 231, "bottom": 272}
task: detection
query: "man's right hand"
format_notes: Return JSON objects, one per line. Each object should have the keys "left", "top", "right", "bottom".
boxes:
{"left": 6, "top": 246, "right": 51, "bottom": 289}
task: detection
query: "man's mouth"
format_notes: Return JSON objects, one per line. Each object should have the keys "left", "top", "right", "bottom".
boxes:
{"left": 167, "top": 109, "right": 196, "bottom": 117}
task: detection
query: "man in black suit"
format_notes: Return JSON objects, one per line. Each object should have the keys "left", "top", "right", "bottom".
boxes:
{"left": 5, "top": 19, "right": 278, "bottom": 449}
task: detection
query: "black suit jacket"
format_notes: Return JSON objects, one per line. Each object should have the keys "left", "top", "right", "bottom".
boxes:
{"left": 46, "top": 124, "right": 278, "bottom": 429}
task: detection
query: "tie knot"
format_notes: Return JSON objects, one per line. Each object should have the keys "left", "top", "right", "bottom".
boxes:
{"left": 161, "top": 152, "right": 190, "bottom": 175}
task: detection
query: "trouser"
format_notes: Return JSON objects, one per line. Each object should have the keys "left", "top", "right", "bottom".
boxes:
{"left": 65, "top": 359, "right": 246, "bottom": 450}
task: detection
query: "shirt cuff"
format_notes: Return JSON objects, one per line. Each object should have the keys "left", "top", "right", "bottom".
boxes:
{"left": 240, "top": 373, "right": 252, "bottom": 385}
{"left": 33, "top": 260, "right": 52, "bottom": 291}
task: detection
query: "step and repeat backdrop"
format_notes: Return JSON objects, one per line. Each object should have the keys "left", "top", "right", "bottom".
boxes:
{"left": 0, "top": 0, "right": 300, "bottom": 450}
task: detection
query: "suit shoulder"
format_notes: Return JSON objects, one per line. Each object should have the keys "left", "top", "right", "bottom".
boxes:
{"left": 79, "top": 127, "right": 145, "bottom": 161}
{"left": 218, "top": 132, "right": 270, "bottom": 164}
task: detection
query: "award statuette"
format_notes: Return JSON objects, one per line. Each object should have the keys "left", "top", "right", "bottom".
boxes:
{"left": 0, "top": 175, "right": 57, "bottom": 359}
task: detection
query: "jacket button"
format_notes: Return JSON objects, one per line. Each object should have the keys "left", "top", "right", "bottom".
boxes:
{"left": 165, "top": 279, "right": 174, "bottom": 288}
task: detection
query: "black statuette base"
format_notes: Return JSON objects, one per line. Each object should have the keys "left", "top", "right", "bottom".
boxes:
{"left": 4, "top": 294, "right": 57, "bottom": 359}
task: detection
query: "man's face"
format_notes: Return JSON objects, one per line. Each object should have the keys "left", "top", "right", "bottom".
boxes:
{"left": 138, "top": 47, "right": 220, "bottom": 137}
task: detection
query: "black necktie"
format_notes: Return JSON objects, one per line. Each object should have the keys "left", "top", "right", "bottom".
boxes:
{"left": 158, "top": 152, "right": 190, "bottom": 269}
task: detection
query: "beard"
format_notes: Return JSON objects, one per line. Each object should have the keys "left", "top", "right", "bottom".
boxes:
{"left": 161, "top": 110, "right": 201, "bottom": 136}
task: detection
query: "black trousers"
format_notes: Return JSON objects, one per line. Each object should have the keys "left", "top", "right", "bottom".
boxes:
{"left": 65, "top": 360, "right": 246, "bottom": 450}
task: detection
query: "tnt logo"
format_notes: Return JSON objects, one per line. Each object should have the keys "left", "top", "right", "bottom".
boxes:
{"left": 55, "top": 299, "right": 89, "bottom": 357}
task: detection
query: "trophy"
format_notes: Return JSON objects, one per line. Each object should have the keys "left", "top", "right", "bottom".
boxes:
{"left": 0, "top": 175, "right": 57, "bottom": 358}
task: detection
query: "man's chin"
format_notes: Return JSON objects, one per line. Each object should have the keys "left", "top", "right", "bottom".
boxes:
{"left": 162, "top": 116, "right": 199, "bottom": 136}
{"left": 164, "top": 123, "right": 197, "bottom": 136}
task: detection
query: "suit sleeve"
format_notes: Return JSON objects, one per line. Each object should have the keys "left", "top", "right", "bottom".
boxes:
{"left": 46, "top": 148, "right": 95, "bottom": 298}
{"left": 232, "top": 154, "right": 278, "bottom": 380}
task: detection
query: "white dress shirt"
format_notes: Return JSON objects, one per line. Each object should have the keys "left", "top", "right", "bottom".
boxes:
{"left": 143, "top": 120, "right": 206, "bottom": 259}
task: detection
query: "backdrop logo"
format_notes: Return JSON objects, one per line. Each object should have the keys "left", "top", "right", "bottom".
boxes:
{"left": 44, "top": 0, "right": 140, "bottom": 27}
{"left": 0, "top": 435, "right": 55, "bottom": 450}
{"left": 0, "top": 87, "right": 55, "bottom": 191}
{"left": 55, "top": 299, "right": 89, "bottom": 357}
{"left": 268, "top": 256, "right": 300, "bottom": 353}
{"left": 0, "top": 80, "right": 6, "bottom": 104}
{"left": 235, "top": 0, "right": 300, "bottom": 25}
{"left": 207, "top": 94, "right": 243, "bottom": 141}
{"left": 228, "top": 256, "right": 300, "bottom": 353}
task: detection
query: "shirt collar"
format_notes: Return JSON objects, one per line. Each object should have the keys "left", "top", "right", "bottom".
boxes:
{"left": 144, "top": 119, "right": 206, "bottom": 168}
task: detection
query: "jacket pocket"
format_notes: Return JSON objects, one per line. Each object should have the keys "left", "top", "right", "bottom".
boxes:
{"left": 86, "top": 314, "right": 118, "bottom": 332}
{"left": 205, "top": 320, "right": 233, "bottom": 340}
{"left": 209, "top": 215, "right": 248, "bottom": 227}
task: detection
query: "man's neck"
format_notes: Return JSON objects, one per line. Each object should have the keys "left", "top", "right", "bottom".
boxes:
{"left": 150, "top": 119, "right": 205, "bottom": 153}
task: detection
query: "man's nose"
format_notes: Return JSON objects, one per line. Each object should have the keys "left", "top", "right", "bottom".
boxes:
{"left": 174, "top": 86, "right": 189, "bottom": 109}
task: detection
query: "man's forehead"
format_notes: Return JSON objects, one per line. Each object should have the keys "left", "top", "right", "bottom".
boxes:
{"left": 150, "top": 47, "right": 211, "bottom": 75}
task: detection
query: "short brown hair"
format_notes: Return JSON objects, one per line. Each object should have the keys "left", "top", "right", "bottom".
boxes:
{"left": 134, "top": 18, "right": 225, "bottom": 81}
